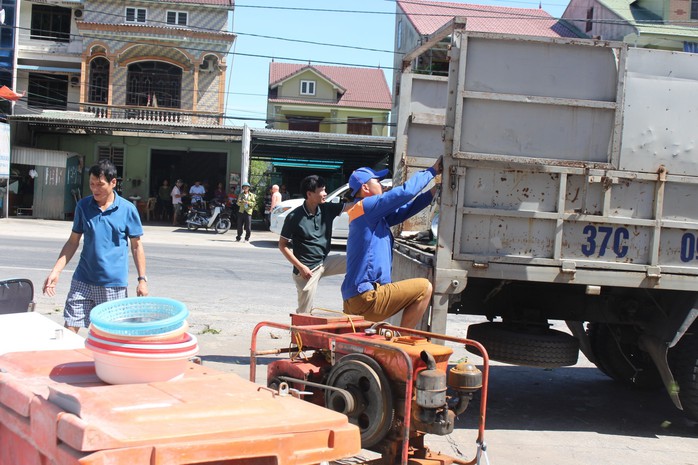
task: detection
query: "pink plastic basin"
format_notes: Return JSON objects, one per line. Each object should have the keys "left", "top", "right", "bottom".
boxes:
{"left": 85, "top": 340, "right": 199, "bottom": 384}
{"left": 86, "top": 332, "right": 197, "bottom": 353}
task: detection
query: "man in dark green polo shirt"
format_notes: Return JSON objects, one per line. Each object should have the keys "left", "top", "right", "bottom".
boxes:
{"left": 278, "top": 175, "right": 350, "bottom": 313}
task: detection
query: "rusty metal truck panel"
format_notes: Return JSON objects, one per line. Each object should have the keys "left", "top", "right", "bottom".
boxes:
{"left": 395, "top": 31, "right": 698, "bottom": 290}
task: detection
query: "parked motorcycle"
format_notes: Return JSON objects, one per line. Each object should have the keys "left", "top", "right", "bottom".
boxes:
{"left": 185, "top": 200, "right": 232, "bottom": 234}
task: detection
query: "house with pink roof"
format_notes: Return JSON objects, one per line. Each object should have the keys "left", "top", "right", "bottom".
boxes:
{"left": 266, "top": 63, "right": 392, "bottom": 136}
{"left": 394, "top": 0, "right": 582, "bottom": 78}
{"left": 562, "top": 0, "right": 698, "bottom": 51}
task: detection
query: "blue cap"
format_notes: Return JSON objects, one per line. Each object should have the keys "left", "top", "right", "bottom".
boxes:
{"left": 241, "top": 182, "right": 251, "bottom": 188}
{"left": 349, "top": 167, "right": 389, "bottom": 196}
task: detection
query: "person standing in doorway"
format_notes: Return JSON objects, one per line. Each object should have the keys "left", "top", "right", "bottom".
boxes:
{"left": 42, "top": 159, "right": 148, "bottom": 333}
{"left": 236, "top": 182, "right": 256, "bottom": 242}
{"left": 263, "top": 186, "right": 273, "bottom": 229}
{"left": 279, "top": 175, "right": 350, "bottom": 313}
{"left": 189, "top": 180, "right": 206, "bottom": 207}
{"left": 267, "top": 184, "right": 282, "bottom": 229}
{"left": 280, "top": 184, "right": 290, "bottom": 201}
{"left": 157, "top": 179, "right": 171, "bottom": 221}
{"left": 213, "top": 182, "right": 227, "bottom": 204}
{"left": 171, "top": 179, "right": 184, "bottom": 226}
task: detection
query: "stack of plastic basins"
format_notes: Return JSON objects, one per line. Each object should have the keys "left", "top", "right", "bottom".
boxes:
{"left": 85, "top": 297, "right": 197, "bottom": 384}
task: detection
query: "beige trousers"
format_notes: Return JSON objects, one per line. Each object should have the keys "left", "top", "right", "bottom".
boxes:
{"left": 292, "top": 254, "right": 346, "bottom": 313}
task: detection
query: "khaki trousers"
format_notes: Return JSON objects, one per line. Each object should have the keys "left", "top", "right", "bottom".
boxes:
{"left": 292, "top": 254, "right": 346, "bottom": 313}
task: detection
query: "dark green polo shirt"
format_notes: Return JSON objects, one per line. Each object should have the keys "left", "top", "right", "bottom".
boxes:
{"left": 280, "top": 201, "right": 344, "bottom": 273}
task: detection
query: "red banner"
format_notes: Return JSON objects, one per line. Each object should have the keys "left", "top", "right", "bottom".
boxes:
{"left": 0, "top": 86, "right": 25, "bottom": 101}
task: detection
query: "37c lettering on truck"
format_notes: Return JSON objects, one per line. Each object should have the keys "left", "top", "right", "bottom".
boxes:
{"left": 581, "top": 225, "right": 629, "bottom": 258}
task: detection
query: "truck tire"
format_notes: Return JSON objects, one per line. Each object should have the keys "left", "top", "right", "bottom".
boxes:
{"left": 668, "top": 325, "right": 698, "bottom": 421}
{"left": 587, "top": 323, "right": 662, "bottom": 390}
{"left": 466, "top": 322, "right": 579, "bottom": 368}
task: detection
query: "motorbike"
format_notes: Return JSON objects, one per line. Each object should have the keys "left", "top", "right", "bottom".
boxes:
{"left": 185, "top": 200, "right": 232, "bottom": 234}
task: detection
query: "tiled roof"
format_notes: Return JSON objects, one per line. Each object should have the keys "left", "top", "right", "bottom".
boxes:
{"left": 77, "top": 21, "right": 236, "bottom": 40}
{"left": 159, "top": 0, "right": 233, "bottom": 5}
{"left": 595, "top": 0, "right": 698, "bottom": 39}
{"left": 269, "top": 63, "right": 392, "bottom": 110}
{"left": 397, "top": 0, "right": 580, "bottom": 38}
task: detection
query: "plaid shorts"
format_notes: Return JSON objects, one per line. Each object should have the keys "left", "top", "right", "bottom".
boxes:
{"left": 343, "top": 278, "right": 431, "bottom": 322}
{"left": 64, "top": 280, "right": 127, "bottom": 328}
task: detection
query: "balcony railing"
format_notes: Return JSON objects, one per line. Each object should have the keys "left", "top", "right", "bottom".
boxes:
{"left": 17, "top": 30, "right": 83, "bottom": 56}
{"left": 82, "top": 104, "right": 223, "bottom": 126}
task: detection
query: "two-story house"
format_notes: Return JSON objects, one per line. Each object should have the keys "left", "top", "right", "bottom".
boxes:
{"left": 14, "top": 0, "right": 234, "bottom": 119}
{"left": 266, "top": 63, "right": 392, "bottom": 137}
{"left": 562, "top": 0, "right": 698, "bottom": 50}
{"left": 9, "top": 0, "right": 237, "bottom": 219}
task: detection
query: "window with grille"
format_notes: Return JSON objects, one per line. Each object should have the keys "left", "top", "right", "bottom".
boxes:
{"left": 27, "top": 73, "right": 68, "bottom": 109}
{"left": 347, "top": 117, "right": 373, "bottom": 136}
{"left": 126, "top": 62, "right": 182, "bottom": 108}
{"left": 692, "top": 0, "right": 698, "bottom": 19}
{"left": 97, "top": 147, "right": 125, "bottom": 184}
{"left": 126, "top": 7, "right": 146, "bottom": 23}
{"left": 288, "top": 117, "right": 320, "bottom": 132}
{"left": 300, "top": 80, "right": 316, "bottom": 96}
{"left": 167, "top": 11, "right": 188, "bottom": 26}
{"left": 30, "top": 4, "right": 71, "bottom": 42}
{"left": 89, "top": 58, "right": 110, "bottom": 104}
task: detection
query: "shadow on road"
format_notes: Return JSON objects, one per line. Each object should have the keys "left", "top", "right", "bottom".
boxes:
{"left": 246, "top": 239, "right": 279, "bottom": 249}
{"left": 201, "top": 355, "right": 698, "bottom": 440}
{"left": 456, "top": 365, "right": 697, "bottom": 438}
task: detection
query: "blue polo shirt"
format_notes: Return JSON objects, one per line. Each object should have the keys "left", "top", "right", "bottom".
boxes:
{"left": 72, "top": 193, "right": 143, "bottom": 287}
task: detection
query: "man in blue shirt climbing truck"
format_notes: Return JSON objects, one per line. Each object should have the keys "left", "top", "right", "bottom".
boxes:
{"left": 341, "top": 157, "right": 442, "bottom": 328}
{"left": 43, "top": 159, "right": 148, "bottom": 333}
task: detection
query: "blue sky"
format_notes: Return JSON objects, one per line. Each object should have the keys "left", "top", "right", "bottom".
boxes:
{"left": 225, "top": 0, "right": 570, "bottom": 128}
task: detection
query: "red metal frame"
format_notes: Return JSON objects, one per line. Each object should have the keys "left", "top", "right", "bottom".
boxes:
{"left": 250, "top": 320, "right": 489, "bottom": 465}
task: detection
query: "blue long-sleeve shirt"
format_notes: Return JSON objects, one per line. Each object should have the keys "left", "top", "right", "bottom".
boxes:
{"left": 341, "top": 167, "right": 437, "bottom": 300}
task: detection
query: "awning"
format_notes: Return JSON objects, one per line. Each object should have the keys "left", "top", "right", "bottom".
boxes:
{"left": 11, "top": 147, "right": 78, "bottom": 168}
{"left": 17, "top": 65, "right": 80, "bottom": 73}
{"left": 271, "top": 158, "right": 342, "bottom": 170}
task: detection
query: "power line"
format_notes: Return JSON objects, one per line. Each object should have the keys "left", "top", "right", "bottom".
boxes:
{"left": 8, "top": 1, "right": 697, "bottom": 123}
{"left": 6, "top": 7, "right": 694, "bottom": 82}
{"left": 18, "top": 70, "right": 392, "bottom": 109}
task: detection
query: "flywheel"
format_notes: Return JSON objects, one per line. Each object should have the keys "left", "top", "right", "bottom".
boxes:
{"left": 325, "top": 353, "right": 394, "bottom": 448}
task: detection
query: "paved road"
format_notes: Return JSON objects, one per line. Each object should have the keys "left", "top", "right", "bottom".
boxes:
{"left": 1, "top": 217, "right": 696, "bottom": 465}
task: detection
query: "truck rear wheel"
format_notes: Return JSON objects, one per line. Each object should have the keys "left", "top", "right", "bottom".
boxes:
{"left": 668, "top": 324, "right": 698, "bottom": 421}
{"left": 466, "top": 322, "right": 579, "bottom": 368}
{"left": 587, "top": 323, "right": 663, "bottom": 390}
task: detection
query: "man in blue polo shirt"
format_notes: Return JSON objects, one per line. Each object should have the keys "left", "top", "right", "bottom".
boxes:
{"left": 341, "top": 158, "right": 442, "bottom": 328}
{"left": 43, "top": 159, "right": 148, "bottom": 333}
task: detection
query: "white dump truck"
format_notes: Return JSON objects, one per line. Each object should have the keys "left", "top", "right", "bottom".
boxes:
{"left": 392, "top": 22, "right": 698, "bottom": 420}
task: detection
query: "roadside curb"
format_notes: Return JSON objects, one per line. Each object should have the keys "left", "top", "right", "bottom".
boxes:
{"left": 0, "top": 217, "right": 279, "bottom": 247}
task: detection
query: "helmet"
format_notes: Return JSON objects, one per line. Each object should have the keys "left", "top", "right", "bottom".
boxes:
{"left": 241, "top": 182, "right": 251, "bottom": 188}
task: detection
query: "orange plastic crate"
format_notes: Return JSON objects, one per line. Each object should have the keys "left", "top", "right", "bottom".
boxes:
{"left": 0, "top": 349, "right": 361, "bottom": 465}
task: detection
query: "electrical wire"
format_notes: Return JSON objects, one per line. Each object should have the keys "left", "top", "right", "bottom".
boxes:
{"left": 7, "top": 0, "right": 697, "bottom": 123}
